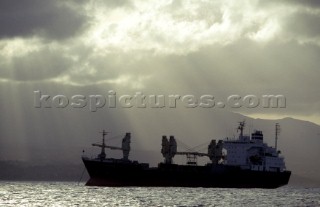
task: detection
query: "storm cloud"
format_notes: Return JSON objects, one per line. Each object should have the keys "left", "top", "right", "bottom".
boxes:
{"left": 0, "top": 0, "right": 87, "bottom": 40}
{"left": 261, "top": 0, "right": 320, "bottom": 8}
{"left": 286, "top": 11, "right": 320, "bottom": 38}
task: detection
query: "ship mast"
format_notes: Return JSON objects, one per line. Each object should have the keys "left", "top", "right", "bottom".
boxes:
{"left": 94, "top": 130, "right": 108, "bottom": 160}
{"left": 275, "top": 123, "right": 280, "bottom": 150}
{"left": 92, "top": 131, "right": 131, "bottom": 160}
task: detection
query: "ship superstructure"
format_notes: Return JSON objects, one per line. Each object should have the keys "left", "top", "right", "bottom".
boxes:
{"left": 223, "top": 121, "right": 286, "bottom": 172}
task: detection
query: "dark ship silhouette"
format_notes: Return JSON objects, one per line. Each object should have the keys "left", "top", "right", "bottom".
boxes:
{"left": 82, "top": 122, "right": 291, "bottom": 188}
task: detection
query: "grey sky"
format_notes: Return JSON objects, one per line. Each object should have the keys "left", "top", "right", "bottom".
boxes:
{"left": 1, "top": 0, "right": 319, "bottom": 123}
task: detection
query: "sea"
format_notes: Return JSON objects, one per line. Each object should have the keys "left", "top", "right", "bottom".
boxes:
{"left": 0, "top": 182, "right": 319, "bottom": 207}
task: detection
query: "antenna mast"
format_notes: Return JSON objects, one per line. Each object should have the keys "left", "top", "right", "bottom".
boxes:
{"left": 238, "top": 121, "right": 245, "bottom": 139}
{"left": 275, "top": 123, "right": 280, "bottom": 150}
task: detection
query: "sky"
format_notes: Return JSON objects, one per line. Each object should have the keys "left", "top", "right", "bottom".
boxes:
{"left": 0, "top": 0, "right": 320, "bottom": 163}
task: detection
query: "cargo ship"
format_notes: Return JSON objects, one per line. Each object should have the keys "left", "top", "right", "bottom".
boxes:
{"left": 82, "top": 122, "right": 291, "bottom": 188}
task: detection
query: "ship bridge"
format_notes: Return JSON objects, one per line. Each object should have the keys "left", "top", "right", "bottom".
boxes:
{"left": 223, "top": 121, "right": 286, "bottom": 172}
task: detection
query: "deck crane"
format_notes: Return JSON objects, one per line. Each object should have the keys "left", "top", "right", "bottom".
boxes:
{"left": 161, "top": 135, "right": 224, "bottom": 165}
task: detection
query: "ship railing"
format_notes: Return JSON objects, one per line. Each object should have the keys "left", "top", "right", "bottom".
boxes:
{"left": 223, "top": 137, "right": 239, "bottom": 142}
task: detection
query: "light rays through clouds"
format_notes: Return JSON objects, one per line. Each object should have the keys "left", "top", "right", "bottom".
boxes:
{"left": 1, "top": 0, "right": 299, "bottom": 84}
{"left": 0, "top": 0, "right": 320, "bottom": 161}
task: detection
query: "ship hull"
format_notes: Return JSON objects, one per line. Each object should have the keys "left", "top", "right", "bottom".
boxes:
{"left": 82, "top": 158, "right": 291, "bottom": 188}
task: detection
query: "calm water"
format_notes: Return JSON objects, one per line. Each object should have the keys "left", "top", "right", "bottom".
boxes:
{"left": 0, "top": 182, "right": 319, "bottom": 206}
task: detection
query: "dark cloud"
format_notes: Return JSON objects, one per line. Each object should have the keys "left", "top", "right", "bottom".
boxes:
{"left": 0, "top": 0, "right": 88, "bottom": 40}
{"left": 259, "top": 0, "right": 320, "bottom": 8}
{"left": 286, "top": 0, "right": 320, "bottom": 8}
{"left": 286, "top": 12, "right": 320, "bottom": 38}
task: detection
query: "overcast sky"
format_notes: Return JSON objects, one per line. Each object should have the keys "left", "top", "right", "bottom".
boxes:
{"left": 0, "top": 0, "right": 320, "bottom": 162}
